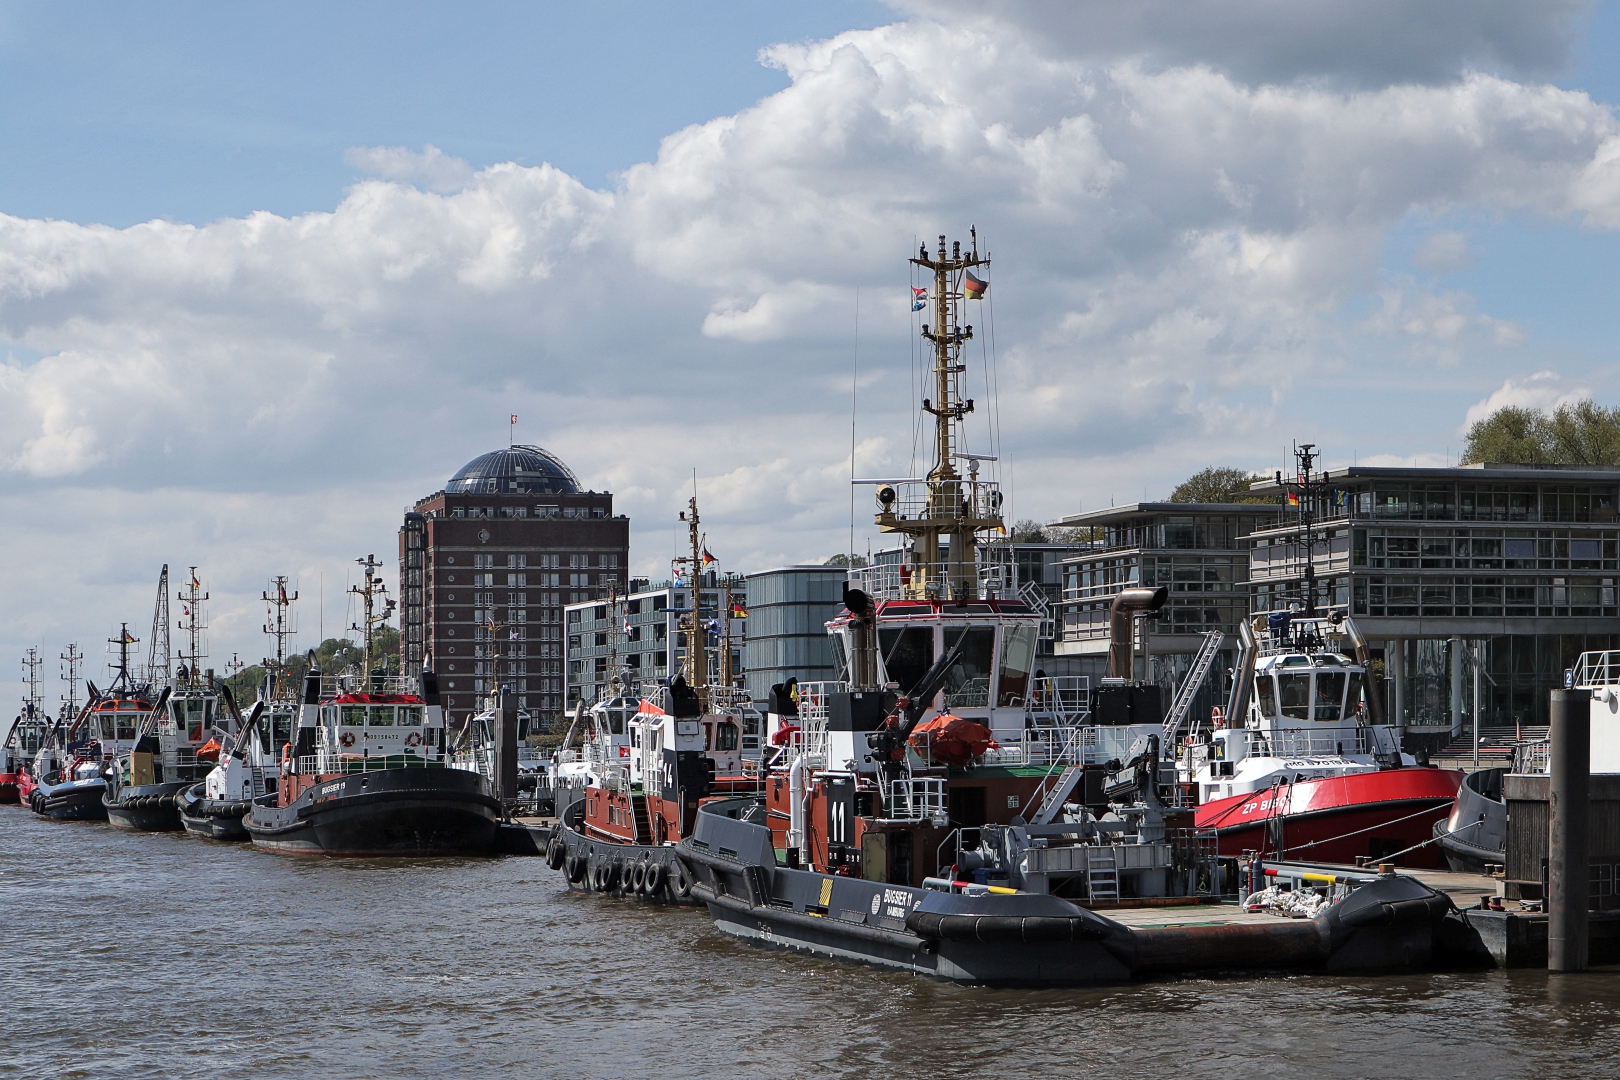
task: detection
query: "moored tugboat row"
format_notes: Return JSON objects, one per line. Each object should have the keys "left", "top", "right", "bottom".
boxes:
{"left": 6, "top": 234, "right": 1617, "bottom": 987}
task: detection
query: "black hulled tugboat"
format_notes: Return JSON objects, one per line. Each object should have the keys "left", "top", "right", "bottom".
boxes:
{"left": 244, "top": 556, "right": 501, "bottom": 857}
{"left": 105, "top": 568, "right": 217, "bottom": 832}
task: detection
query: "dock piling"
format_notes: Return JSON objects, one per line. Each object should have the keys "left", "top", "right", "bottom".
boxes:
{"left": 1548, "top": 687, "right": 1591, "bottom": 973}
{"left": 494, "top": 689, "right": 520, "bottom": 809}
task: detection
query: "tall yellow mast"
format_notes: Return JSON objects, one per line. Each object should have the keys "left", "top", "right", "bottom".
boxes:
{"left": 875, "top": 233, "right": 1003, "bottom": 601}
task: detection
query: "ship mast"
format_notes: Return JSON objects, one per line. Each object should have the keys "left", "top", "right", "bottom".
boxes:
{"left": 877, "top": 232, "right": 1003, "bottom": 601}
{"left": 349, "top": 555, "right": 396, "bottom": 682}
{"left": 148, "top": 564, "right": 171, "bottom": 689}
{"left": 109, "top": 623, "right": 138, "bottom": 695}
{"left": 176, "top": 567, "right": 209, "bottom": 687}
{"left": 59, "top": 643, "right": 82, "bottom": 718}
{"left": 673, "top": 495, "right": 708, "bottom": 694}
{"left": 263, "top": 576, "right": 298, "bottom": 667}
{"left": 21, "top": 648, "right": 42, "bottom": 721}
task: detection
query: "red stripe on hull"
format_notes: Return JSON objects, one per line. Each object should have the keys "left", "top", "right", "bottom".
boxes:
{"left": 1195, "top": 767, "right": 1462, "bottom": 869}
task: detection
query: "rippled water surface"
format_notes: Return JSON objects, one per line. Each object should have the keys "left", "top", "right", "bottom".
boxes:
{"left": 4, "top": 809, "right": 1620, "bottom": 1079}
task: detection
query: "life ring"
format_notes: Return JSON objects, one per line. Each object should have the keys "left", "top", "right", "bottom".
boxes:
{"left": 340, "top": 732, "right": 356, "bottom": 748}
{"left": 405, "top": 732, "right": 422, "bottom": 748}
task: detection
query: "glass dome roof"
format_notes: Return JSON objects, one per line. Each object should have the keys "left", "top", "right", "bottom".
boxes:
{"left": 445, "top": 445, "right": 582, "bottom": 495}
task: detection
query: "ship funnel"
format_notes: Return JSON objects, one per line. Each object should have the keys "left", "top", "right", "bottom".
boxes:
{"left": 1108, "top": 587, "right": 1168, "bottom": 680}
{"left": 1225, "top": 617, "right": 1259, "bottom": 727}
{"left": 1340, "top": 615, "right": 1386, "bottom": 725}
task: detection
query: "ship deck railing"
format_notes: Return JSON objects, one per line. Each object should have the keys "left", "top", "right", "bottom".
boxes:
{"left": 317, "top": 674, "right": 419, "bottom": 698}
{"left": 1573, "top": 650, "right": 1620, "bottom": 689}
{"left": 878, "top": 772, "right": 947, "bottom": 822}
{"left": 301, "top": 753, "right": 444, "bottom": 774}
{"left": 1513, "top": 739, "right": 1550, "bottom": 774}
{"left": 1251, "top": 727, "right": 1377, "bottom": 759}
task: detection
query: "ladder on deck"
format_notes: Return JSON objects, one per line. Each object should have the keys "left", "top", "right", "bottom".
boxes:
{"left": 630, "top": 793, "right": 652, "bottom": 844}
{"left": 1030, "top": 765, "right": 1085, "bottom": 825}
{"left": 1087, "top": 849, "right": 1119, "bottom": 902}
{"left": 1161, "top": 631, "right": 1225, "bottom": 746}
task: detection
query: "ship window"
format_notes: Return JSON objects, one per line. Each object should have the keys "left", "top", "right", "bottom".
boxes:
{"left": 1255, "top": 674, "right": 1277, "bottom": 718}
{"left": 1344, "top": 672, "right": 1365, "bottom": 719}
{"left": 100, "top": 715, "right": 116, "bottom": 739}
{"left": 1278, "top": 673, "right": 1312, "bottom": 720}
{"left": 398, "top": 707, "right": 422, "bottom": 727}
{"left": 943, "top": 627, "right": 996, "bottom": 709}
{"left": 997, "top": 624, "right": 1037, "bottom": 707}
{"left": 1313, "top": 672, "right": 1346, "bottom": 721}
{"left": 879, "top": 626, "right": 934, "bottom": 694}
{"left": 369, "top": 706, "right": 396, "bottom": 726}
{"left": 341, "top": 705, "right": 367, "bottom": 727}
{"left": 700, "top": 724, "right": 711, "bottom": 750}
{"left": 715, "top": 722, "right": 738, "bottom": 751}
{"left": 117, "top": 716, "right": 136, "bottom": 740}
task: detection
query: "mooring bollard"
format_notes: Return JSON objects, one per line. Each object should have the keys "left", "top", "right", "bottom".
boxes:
{"left": 1548, "top": 687, "right": 1591, "bottom": 974}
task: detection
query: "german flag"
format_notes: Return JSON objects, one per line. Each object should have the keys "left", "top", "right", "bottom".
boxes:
{"left": 963, "top": 270, "right": 988, "bottom": 299}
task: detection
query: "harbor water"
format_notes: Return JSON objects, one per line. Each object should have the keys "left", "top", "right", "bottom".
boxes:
{"left": 3, "top": 811, "right": 1619, "bottom": 1080}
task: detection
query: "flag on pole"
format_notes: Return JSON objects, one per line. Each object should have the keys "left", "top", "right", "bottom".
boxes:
{"left": 701, "top": 548, "right": 716, "bottom": 566}
{"left": 510, "top": 414, "right": 518, "bottom": 424}
{"left": 730, "top": 601, "right": 749, "bottom": 619}
{"left": 963, "top": 270, "right": 988, "bottom": 299}
{"left": 911, "top": 286, "right": 927, "bottom": 312}
{"left": 1287, "top": 491, "right": 1300, "bottom": 507}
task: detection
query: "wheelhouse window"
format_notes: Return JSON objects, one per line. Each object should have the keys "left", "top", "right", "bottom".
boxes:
{"left": 997, "top": 624, "right": 1037, "bottom": 707}
{"left": 715, "top": 721, "right": 739, "bottom": 752}
{"left": 879, "top": 626, "right": 934, "bottom": 694}
{"left": 397, "top": 707, "right": 422, "bottom": 727}
{"left": 943, "top": 626, "right": 996, "bottom": 709}
{"left": 1255, "top": 674, "right": 1277, "bottom": 718}
{"left": 340, "top": 705, "right": 367, "bottom": 727}
{"left": 1278, "top": 672, "right": 1312, "bottom": 720}
{"left": 1313, "top": 671, "right": 1346, "bottom": 721}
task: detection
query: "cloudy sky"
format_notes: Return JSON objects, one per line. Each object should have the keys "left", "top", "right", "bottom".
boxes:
{"left": 3, "top": 0, "right": 1620, "bottom": 694}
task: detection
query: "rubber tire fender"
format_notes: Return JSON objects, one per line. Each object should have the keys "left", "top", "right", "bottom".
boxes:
{"left": 644, "top": 862, "right": 666, "bottom": 897}
{"left": 566, "top": 854, "right": 587, "bottom": 884}
{"left": 547, "top": 841, "right": 567, "bottom": 871}
{"left": 630, "top": 861, "right": 647, "bottom": 893}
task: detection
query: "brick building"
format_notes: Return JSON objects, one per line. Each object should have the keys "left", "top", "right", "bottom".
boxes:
{"left": 399, "top": 445, "right": 629, "bottom": 729}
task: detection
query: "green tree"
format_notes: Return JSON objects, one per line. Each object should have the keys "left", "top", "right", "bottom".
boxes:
{"left": 1006, "top": 519, "right": 1048, "bottom": 543}
{"left": 823, "top": 553, "right": 869, "bottom": 568}
{"left": 1169, "top": 466, "right": 1275, "bottom": 503}
{"left": 1462, "top": 398, "right": 1620, "bottom": 466}
{"left": 1460, "top": 405, "right": 1551, "bottom": 464}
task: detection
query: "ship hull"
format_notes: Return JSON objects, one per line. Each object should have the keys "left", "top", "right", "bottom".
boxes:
{"left": 548, "top": 800, "right": 698, "bottom": 905}
{"left": 104, "top": 781, "right": 190, "bottom": 832}
{"left": 178, "top": 785, "right": 251, "bottom": 841}
{"left": 0, "top": 772, "right": 19, "bottom": 804}
{"left": 245, "top": 767, "right": 500, "bottom": 857}
{"left": 678, "top": 797, "right": 1463, "bottom": 985}
{"left": 30, "top": 778, "right": 110, "bottom": 821}
{"left": 1194, "top": 767, "right": 1463, "bottom": 868}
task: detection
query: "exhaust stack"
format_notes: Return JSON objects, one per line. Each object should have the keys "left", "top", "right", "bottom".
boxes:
{"left": 1108, "top": 586, "right": 1169, "bottom": 680}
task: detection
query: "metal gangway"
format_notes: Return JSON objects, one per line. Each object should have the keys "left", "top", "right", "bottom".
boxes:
{"left": 1160, "top": 631, "right": 1224, "bottom": 747}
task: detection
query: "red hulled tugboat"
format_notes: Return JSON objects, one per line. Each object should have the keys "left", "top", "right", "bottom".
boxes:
{"left": 545, "top": 501, "right": 764, "bottom": 902}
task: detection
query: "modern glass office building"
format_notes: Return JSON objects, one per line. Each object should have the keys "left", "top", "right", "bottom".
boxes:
{"left": 1248, "top": 463, "right": 1620, "bottom": 734}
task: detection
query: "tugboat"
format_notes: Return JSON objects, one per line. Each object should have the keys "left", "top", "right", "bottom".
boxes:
{"left": 545, "top": 506, "right": 765, "bottom": 902}
{"left": 1179, "top": 447, "right": 1462, "bottom": 868}
{"left": 244, "top": 555, "right": 501, "bottom": 857}
{"left": 105, "top": 569, "right": 218, "bottom": 832}
{"left": 3, "top": 649, "right": 56, "bottom": 804}
{"left": 180, "top": 579, "right": 301, "bottom": 840}
{"left": 673, "top": 235, "right": 1461, "bottom": 985}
